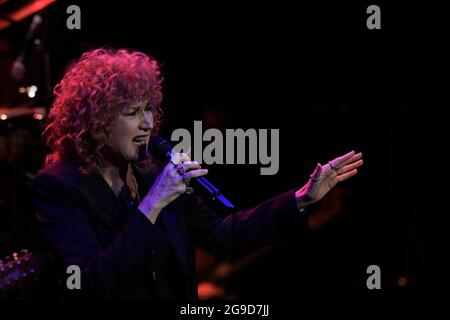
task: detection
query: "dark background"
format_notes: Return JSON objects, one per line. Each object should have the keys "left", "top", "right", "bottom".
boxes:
{"left": 0, "top": 0, "right": 424, "bottom": 299}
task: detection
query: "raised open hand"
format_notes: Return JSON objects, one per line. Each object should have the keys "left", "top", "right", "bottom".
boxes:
{"left": 295, "top": 151, "right": 363, "bottom": 207}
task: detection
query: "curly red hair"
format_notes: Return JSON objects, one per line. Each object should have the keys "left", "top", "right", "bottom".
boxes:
{"left": 42, "top": 48, "right": 163, "bottom": 173}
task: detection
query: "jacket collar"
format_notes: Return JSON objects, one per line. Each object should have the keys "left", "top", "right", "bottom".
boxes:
{"left": 77, "top": 163, "right": 189, "bottom": 272}
{"left": 78, "top": 172, "right": 119, "bottom": 228}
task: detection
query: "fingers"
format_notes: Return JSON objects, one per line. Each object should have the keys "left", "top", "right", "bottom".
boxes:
{"left": 331, "top": 150, "right": 355, "bottom": 168}
{"left": 166, "top": 160, "right": 201, "bottom": 178}
{"left": 173, "top": 168, "right": 208, "bottom": 191}
{"left": 172, "top": 185, "right": 194, "bottom": 195}
{"left": 337, "top": 159, "right": 363, "bottom": 175}
{"left": 328, "top": 151, "right": 363, "bottom": 176}
{"left": 326, "top": 151, "right": 362, "bottom": 184}
{"left": 182, "top": 168, "right": 209, "bottom": 181}
{"left": 169, "top": 166, "right": 206, "bottom": 193}
{"left": 177, "top": 161, "right": 201, "bottom": 173}
{"left": 336, "top": 168, "right": 358, "bottom": 183}
{"left": 339, "top": 152, "right": 363, "bottom": 168}
{"left": 168, "top": 167, "right": 207, "bottom": 194}
{"left": 171, "top": 152, "right": 190, "bottom": 165}
{"left": 174, "top": 186, "right": 188, "bottom": 194}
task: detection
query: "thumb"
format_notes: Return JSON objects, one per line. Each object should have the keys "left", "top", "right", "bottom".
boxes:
{"left": 311, "top": 163, "right": 322, "bottom": 181}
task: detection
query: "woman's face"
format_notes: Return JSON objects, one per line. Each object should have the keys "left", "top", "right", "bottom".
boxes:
{"left": 107, "top": 100, "right": 154, "bottom": 162}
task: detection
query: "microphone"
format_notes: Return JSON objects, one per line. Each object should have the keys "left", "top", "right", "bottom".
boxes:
{"left": 10, "top": 14, "right": 43, "bottom": 80}
{"left": 141, "top": 136, "right": 235, "bottom": 209}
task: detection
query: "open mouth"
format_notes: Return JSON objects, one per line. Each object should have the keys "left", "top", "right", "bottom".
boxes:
{"left": 132, "top": 139, "right": 146, "bottom": 146}
{"left": 132, "top": 135, "right": 149, "bottom": 146}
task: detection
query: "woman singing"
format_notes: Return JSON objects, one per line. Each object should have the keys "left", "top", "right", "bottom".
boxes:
{"left": 32, "top": 48, "right": 363, "bottom": 299}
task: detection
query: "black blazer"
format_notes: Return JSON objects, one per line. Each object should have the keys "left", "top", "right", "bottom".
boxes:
{"left": 31, "top": 159, "right": 307, "bottom": 300}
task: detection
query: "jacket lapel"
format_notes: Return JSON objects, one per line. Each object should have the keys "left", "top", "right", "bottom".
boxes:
{"left": 78, "top": 173, "right": 120, "bottom": 228}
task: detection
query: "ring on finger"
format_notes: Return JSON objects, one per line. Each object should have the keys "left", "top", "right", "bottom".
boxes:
{"left": 310, "top": 174, "right": 320, "bottom": 182}
{"left": 329, "top": 161, "right": 341, "bottom": 174}
{"left": 328, "top": 161, "right": 338, "bottom": 170}
{"left": 185, "top": 186, "right": 194, "bottom": 194}
{"left": 177, "top": 165, "right": 186, "bottom": 176}
{"left": 169, "top": 160, "right": 179, "bottom": 167}
{"left": 182, "top": 173, "right": 191, "bottom": 186}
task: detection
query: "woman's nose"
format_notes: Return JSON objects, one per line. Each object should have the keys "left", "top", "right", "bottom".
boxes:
{"left": 140, "top": 112, "right": 154, "bottom": 131}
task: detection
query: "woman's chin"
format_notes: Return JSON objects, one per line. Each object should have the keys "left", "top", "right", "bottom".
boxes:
{"left": 129, "top": 153, "right": 139, "bottom": 162}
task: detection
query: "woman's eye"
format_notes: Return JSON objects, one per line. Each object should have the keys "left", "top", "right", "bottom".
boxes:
{"left": 124, "top": 110, "right": 138, "bottom": 116}
{"left": 122, "top": 105, "right": 152, "bottom": 116}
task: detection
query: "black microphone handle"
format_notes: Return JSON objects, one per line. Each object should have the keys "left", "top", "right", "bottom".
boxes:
{"left": 144, "top": 139, "right": 235, "bottom": 209}
{"left": 166, "top": 151, "right": 234, "bottom": 208}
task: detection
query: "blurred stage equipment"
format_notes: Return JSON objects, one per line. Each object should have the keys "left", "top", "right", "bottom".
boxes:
{"left": 0, "top": 249, "right": 37, "bottom": 298}
{"left": 10, "top": 13, "right": 43, "bottom": 80}
{"left": 0, "top": 0, "right": 56, "bottom": 31}
{"left": 0, "top": 1, "right": 56, "bottom": 272}
{"left": 1, "top": 0, "right": 56, "bottom": 106}
{"left": 0, "top": 105, "right": 46, "bottom": 121}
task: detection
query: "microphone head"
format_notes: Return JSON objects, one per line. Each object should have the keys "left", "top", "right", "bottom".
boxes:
{"left": 148, "top": 136, "right": 173, "bottom": 162}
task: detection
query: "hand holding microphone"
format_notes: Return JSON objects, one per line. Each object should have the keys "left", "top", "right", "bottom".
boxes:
{"left": 144, "top": 137, "right": 235, "bottom": 208}
{"left": 137, "top": 136, "right": 235, "bottom": 223}
{"left": 138, "top": 150, "right": 208, "bottom": 224}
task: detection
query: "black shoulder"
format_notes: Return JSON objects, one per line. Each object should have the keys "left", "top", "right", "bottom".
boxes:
{"left": 32, "top": 161, "right": 81, "bottom": 195}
